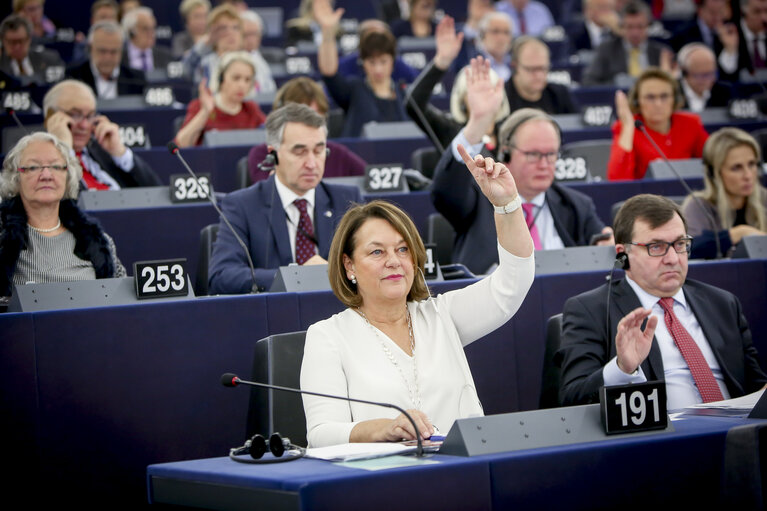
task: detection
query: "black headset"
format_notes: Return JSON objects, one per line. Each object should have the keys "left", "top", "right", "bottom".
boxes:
{"left": 497, "top": 111, "right": 562, "bottom": 163}
{"left": 258, "top": 147, "right": 331, "bottom": 172}
{"left": 229, "top": 432, "right": 305, "bottom": 464}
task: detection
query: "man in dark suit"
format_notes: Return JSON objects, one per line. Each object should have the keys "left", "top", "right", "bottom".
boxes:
{"left": 208, "top": 104, "right": 363, "bottom": 294}
{"left": 42, "top": 79, "right": 160, "bottom": 190}
{"left": 66, "top": 20, "right": 145, "bottom": 98}
{"left": 677, "top": 43, "right": 734, "bottom": 112}
{"left": 582, "top": 0, "right": 671, "bottom": 85}
{"left": 0, "top": 14, "right": 63, "bottom": 84}
{"left": 120, "top": 6, "right": 173, "bottom": 73}
{"left": 570, "top": 0, "right": 620, "bottom": 52}
{"left": 432, "top": 60, "right": 612, "bottom": 274}
{"left": 558, "top": 194, "right": 767, "bottom": 409}
{"left": 716, "top": 0, "right": 767, "bottom": 82}
{"left": 505, "top": 36, "right": 576, "bottom": 114}
{"left": 668, "top": 0, "right": 730, "bottom": 54}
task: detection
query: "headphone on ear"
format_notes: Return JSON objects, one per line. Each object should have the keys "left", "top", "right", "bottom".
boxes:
{"left": 497, "top": 111, "right": 562, "bottom": 163}
{"left": 615, "top": 251, "right": 630, "bottom": 270}
{"left": 229, "top": 432, "right": 304, "bottom": 464}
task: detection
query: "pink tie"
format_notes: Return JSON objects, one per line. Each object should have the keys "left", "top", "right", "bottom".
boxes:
{"left": 658, "top": 297, "right": 724, "bottom": 403}
{"left": 294, "top": 199, "right": 316, "bottom": 265}
{"left": 522, "top": 203, "right": 542, "bottom": 250}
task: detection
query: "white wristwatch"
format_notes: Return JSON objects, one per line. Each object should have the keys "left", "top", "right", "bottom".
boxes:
{"left": 493, "top": 195, "right": 522, "bottom": 215}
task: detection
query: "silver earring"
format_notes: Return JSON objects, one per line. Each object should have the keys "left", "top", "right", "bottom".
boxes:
{"left": 350, "top": 275, "right": 357, "bottom": 285}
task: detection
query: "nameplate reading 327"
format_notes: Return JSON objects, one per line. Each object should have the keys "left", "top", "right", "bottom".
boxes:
{"left": 134, "top": 259, "right": 189, "bottom": 299}
{"left": 600, "top": 380, "right": 668, "bottom": 435}
{"left": 365, "top": 164, "right": 404, "bottom": 192}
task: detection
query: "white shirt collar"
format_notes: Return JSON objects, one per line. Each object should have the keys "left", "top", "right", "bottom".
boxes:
{"left": 624, "top": 274, "right": 687, "bottom": 311}
{"left": 273, "top": 174, "right": 316, "bottom": 212}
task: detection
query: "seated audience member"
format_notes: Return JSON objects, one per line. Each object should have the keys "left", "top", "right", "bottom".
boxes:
{"left": 717, "top": 0, "right": 767, "bottom": 80}
{"left": 337, "top": 19, "right": 419, "bottom": 83}
{"left": 71, "top": 0, "right": 120, "bottom": 64}
{"left": 118, "top": 0, "right": 141, "bottom": 20}
{"left": 677, "top": 43, "right": 733, "bottom": 112}
{"left": 607, "top": 68, "right": 708, "bottom": 181}
{"left": 301, "top": 193, "right": 534, "bottom": 446}
{"left": 284, "top": 0, "right": 324, "bottom": 47}
{"left": 390, "top": 0, "right": 437, "bottom": 38}
{"left": 406, "top": 18, "right": 510, "bottom": 150}
{"left": 558, "top": 194, "right": 767, "bottom": 409}
{"left": 239, "top": 10, "right": 276, "bottom": 94}
{"left": 183, "top": 4, "right": 243, "bottom": 85}
{"left": 208, "top": 104, "right": 363, "bottom": 294}
{"left": 495, "top": 0, "right": 554, "bottom": 37}
{"left": 43, "top": 80, "right": 160, "bottom": 190}
{"left": 506, "top": 36, "right": 577, "bottom": 114}
{"left": 14, "top": 0, "right": 55, "bottom": 40}
{"left": 682, "top": 128, "right": 767, "bottom": 258}
{"left": 458, "top": 11, "right": 514, "bottom": 81}
{"left": 315, "top": 0, "right": 408, "bottom": 137}
{"left": 172, "top": 0, "right": 211, "bottom": 59}
{"left": 571, "top": 0, "right": 620, "bottom": 52}
{"left": 0, "top": 132, "right": 127, "bottom": 299}
{"left": 120, "top": 6, "right": 173, "bottom": 73}
{"left": 459, "top": 0, "right": 494, "bottom": 42}
{"left": 175, "top": 51, "right": 266, "bottom": 148}
{"left": 66, "top": 21, "right": 146, "bottom": 98}
{"left": 248, "top": 77, "right": 366, "bottom": 184}
{"left": 0, "top": 14, "right": 63, "bottom": 83}
{"left": 668, "top": 0, "right": 731, "bottom": 54}
{"left": 583, "top": 1, "right": 672, "bottom": 86}
{"left": 432, "top": 60, "right": 612, "bottom": 274}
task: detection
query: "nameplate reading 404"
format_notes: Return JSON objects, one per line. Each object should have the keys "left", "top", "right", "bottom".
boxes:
{"left": 134, "top": 259, "right": 189, "bottom": 299}
{"left": 170, "top": 173, "right": 212, "bottom": 203}
{"left": 600, "top": 380, "right": 668, "bottom": 435}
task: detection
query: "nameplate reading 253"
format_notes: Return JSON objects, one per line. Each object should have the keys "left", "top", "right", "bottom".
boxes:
{"left": 600, "top": 380, "right": 668, "bottom": 435}
{"left": 134, "top": 259, "right": 189, "bottom": 299}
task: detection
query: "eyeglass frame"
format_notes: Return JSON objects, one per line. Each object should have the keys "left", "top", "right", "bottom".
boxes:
{"left": 625, "top": 235, "right": 693, "bottom": 257}
{"left": 509, "top": 145, "right": 560, "bottom": 164}
{"left": 18, "top": 165, "right": 69, "bottom": 174}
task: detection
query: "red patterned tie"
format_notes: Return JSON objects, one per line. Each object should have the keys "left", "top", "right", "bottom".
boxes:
{"left": 75, "top": 151, "right": 109, "bottom": 190}
{"left": 522, "top": 203, "right": 542, "bottom": 250}
{"left": 294, "top": 198, "right": 315, "bottom": 265}
{"left": 658, "top": 297, "right": 724, "bottom": 402}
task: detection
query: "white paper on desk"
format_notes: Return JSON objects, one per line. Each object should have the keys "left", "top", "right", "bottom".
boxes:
{"left": 304, "top": 443, "right": 415, "bottom": 462}
{"left": 684, "top": 388, "right": 765, "bottom": 411}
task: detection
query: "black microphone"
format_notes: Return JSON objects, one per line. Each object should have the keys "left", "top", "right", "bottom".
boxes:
{"left": 167, "top": 142, "right": 260, "bottom": 293}
{"left": 634, "top": 120, "right": 722, "bottom": 258}
{"left": 401, "top": 77, "right": 446, "bottom": 153}
{"left": 6, "top": 107, "right": 30, "bottom": 135}
{"left": 221, "top": 373, "right": 426, "bottom": 457}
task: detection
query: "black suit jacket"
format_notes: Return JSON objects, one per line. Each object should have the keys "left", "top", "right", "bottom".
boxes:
{"left": 679, "top": 79, "right": 734, "bottom": 109}
{"left": 582, "top": 36, "right": 668, "bottom": 86}
{"left": 85, "top": 139, "right": 161, "bottom": 188}
{"left": 505, "top": 79, "right": 577, "bottom": 115}
{"left": 0, "top": 47, "right": 63, "bottom": 83}
{"left": 208, "top": 175, "right": 363, "bottom": 294}
{"left": 570, "top": 21, "right": 594, "bottom": 52}
{"left": 121, "top": 45, "right": 174, "bottom": 72}
{"left": 669, "top": 18, "right": 724, "bottom": 54}
{"left": 65, "top": 59, "right": 146, "bottom": 97}
{"left": 557, "top": 278, "right": 767, "bottom": 406}
{"left": 431, "top": 147, "right": 606, "bottom": 274}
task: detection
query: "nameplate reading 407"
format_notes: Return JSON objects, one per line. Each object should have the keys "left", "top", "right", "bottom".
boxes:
{"left": 134, "top": 259, "right": 189, "bottom": 299}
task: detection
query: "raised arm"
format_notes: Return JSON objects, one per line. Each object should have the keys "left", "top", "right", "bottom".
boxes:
{"left": 314, "top": 0, "right": 344, "bottom": 77}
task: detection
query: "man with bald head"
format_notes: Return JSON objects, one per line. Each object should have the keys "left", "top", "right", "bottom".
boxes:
{"left": 43, "top": 79, "right": 160, "bottom": 189}
{"left": 677, "top": 43, "right": 733, "bottom": 112}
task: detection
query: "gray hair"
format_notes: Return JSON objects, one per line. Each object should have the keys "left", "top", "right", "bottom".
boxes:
{"left": 0, "top": 14, "right": 32, "bottom": 40}
{"left": 478, "top": 11, "right": 513, "bottom": 39}
{"left": 265, "top": 103, "right": 327, "bottom": 149}
{"left": 511, "top": 35, "right": 549, "bottom": 65}
{"left": 121, "top": 6, "right": 155, "bottom": 39}
{"left": 677, "top": 42, "right": 715, "bottom": 71}
{"left": 88, "top": 19, "right": 124, "bottom": 44}
{"left": 1, "top": 132, "right": 82, "bottom": 200}
{"left": 180, "top": 0, "right": 211, "bottom": 19}
{"left": 239, "top": 10, "right": 264, "bottom": 33}
{"left": 497, "top": 108, "right": 561, "bottom": 160}
{"left": 43, "top": 79, "right": 96, "bottom": 115}
{"left": 209, "top": 50, "right": 256, "bottom": 93}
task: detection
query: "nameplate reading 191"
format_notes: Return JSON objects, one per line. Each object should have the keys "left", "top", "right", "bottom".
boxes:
{"left": 134, "top": 259, "right": 189, "bottom": 299}
{"left": 600, "top": 380, "right": 668, "bottom": 435}
{"left": 364, "top": 164, "right": 405, "bottom": 192}
{"left": 170, "top": 173, "right": 212, "bottom": 203}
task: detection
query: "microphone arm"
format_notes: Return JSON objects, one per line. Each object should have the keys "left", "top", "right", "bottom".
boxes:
{"left": 167, "top": 142, "right": 260, "bottom": 292}
{"left": 221, "top": 373, "right": 425, "bottom": 457}
{"left": 401, "top": 77, "right": 446, "bottom": 154}
{"left": 6, "top": 107, "right": 30, "bottom": 135}
{"left": 634, "top": 120, "right": 722, "bottom": 258}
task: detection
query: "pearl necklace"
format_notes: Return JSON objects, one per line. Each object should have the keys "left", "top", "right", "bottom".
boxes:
{"left": 28, "top": 219, "right": 61, "bottom": 233}
{"left": 357, "top": 306, "right": 422, "bottom": 410}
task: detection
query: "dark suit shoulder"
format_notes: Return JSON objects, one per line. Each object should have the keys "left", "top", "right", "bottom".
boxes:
{"left": 548, "top": 182, "right": 597, "bottom": 207}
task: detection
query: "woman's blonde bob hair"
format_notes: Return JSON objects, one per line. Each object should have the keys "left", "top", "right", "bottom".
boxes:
{"left": 328, "top": 200, "right": 429, "bottom": 308}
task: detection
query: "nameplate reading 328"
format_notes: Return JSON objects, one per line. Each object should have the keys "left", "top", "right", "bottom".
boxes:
{"left": 134, "top": 259, "right": 189, "bottom": 299}
{"left": 600, "top": 380, "right": 668, "bottom": 435}
{"left": 170, "top": 173, "right": 212, "bottom": 203}
{"left": 365, "top": 164, "right": 404, "bottom": 192}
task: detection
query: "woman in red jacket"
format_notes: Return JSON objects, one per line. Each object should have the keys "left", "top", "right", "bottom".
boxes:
{"left": 607, "top": 67, "right": 708, "bottom": 181}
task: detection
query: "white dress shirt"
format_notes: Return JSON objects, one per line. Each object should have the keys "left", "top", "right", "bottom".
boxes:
{"left": 73, "top": 146, "right": 135, "bottom": 190}
{"left": 90, "top": 60, "right": 119, "bottom": 99}
{"left": 274, "top": 176, "right": 317, "bottom": 262}
{"left": 522, "top": 192, "right": 565, "bottom": 250}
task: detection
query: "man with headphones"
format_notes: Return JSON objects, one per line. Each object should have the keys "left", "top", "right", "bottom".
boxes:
{"left": 558, "top": 194, "right": 767, "bottom": 409}
{"left": 431, "top": 57, "right": 612, "bottom": 275}
{"left": 677, "top": 43, "right": 734, "bottom": 112}
{"left": 208, "top": 103, "right": 362, "bottom": 294}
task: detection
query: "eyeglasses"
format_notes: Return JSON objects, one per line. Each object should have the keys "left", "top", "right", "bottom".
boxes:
{"left": 627, "top": 236, "right": 693, "bottom": 257}
{"left": 639, "top": 92, "right": 673, "bottom": 104}
{"left": 511, "top": 146, "right": 559, "bottom": 164}
{"left": 18, "top": 165, "right": 68, "bottom": 174}
{"left": 519, "top": 64, "right": 550, "bottom": 75}
{"left": 63, "top": 110, "right": 99, "bottom": 123}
